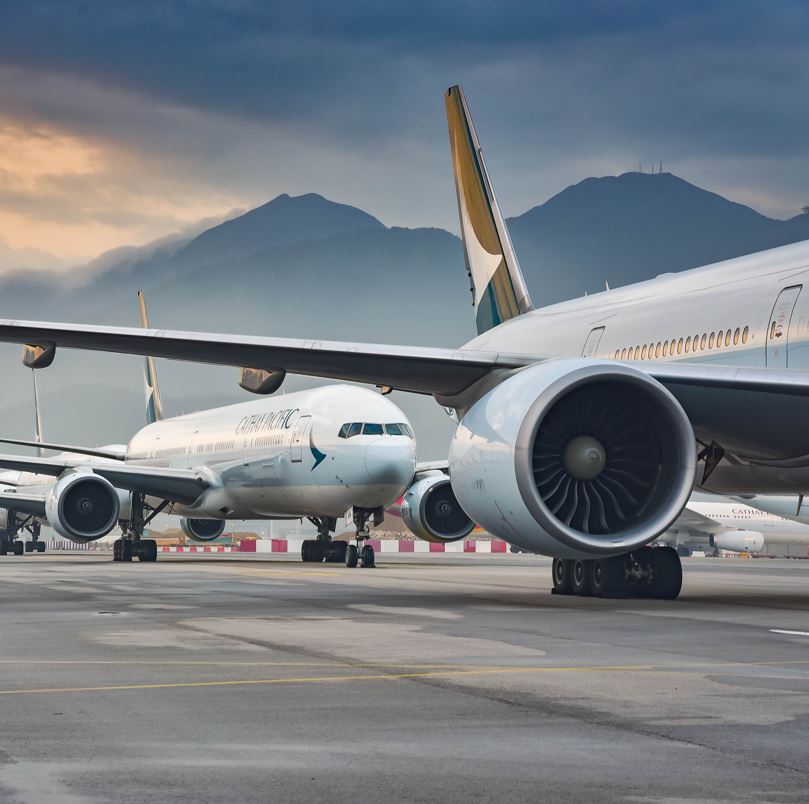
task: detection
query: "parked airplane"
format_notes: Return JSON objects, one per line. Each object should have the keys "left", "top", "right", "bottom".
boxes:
{"left": 659, "top": 493, "right": 809, "bottom": 557}
{"left": 0, "top": 86, "right": 808, "bottom": 596}
{"left": 0, "top": 295, "right": 422, "bottom": 568}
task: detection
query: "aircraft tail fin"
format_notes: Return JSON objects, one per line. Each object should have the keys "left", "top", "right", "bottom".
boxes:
{"left": 445, "top": 85, "right": 532, "bottom": 334}
{"left": 138, "top": 291, "right": 164, "bottom": 424}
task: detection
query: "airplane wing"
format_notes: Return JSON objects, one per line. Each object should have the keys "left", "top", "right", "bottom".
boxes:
{"left": 0, "top": 437, "right": 125, "bottom": 460}
{"left": 1, "top": 319, "right": 809, "bottom": 459}
{"left": 0, "top": 491, "right": 46, "bottom": 517}
{"left": 673, "top": 504, "right": 726, "bottom": 535}
{"left": 0, "top": 320, "right": 533, "bottom": 396}
{"left": 0, "top": 453, "right": 210, "bottom": 506}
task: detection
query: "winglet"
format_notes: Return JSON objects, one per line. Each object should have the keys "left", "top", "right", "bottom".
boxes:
{"left": 445, "top": 85, "right": 532, "bottom": 334}
{"left": 138, "top": 291, "right": 164, "bottom": 423}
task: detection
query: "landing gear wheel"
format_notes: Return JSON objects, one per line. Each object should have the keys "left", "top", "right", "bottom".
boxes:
{"left": 36, "top": 542, "right": 45, "bottom": 553}
{"left": 552, "top": 558, "right": 572, "bottom": 595}
{"left": 24, "top": 541, "right": 34, "bottom": 553}
{"left": 570, "top": 559, "right": 592, "bottom": 596}
{"left": 345, "top": 544, "right": 359, "bottom": 568}
{"left": 360, "top": 544, "right": 375, "bottom": 568}
{"left": 138, "top": 539, "right": 157, "bottom": 562}
{"left": 588, "top": 556, "right": 625, "bottom": 598}
{"left": 12, "top": 541, "right": 24, "bottom": 556}
{"left": 301, "top": 540, "right": 319, "bottom": 562}
{"left": 648, "top": 547, "right": 682, "bottom": 599}
{"left": 327, "top": 541, "right": 347, "bottom": 563}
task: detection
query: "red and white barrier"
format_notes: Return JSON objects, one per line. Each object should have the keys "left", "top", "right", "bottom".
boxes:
{"left": 235, "top": 538, "right": 511, "bottom": 554}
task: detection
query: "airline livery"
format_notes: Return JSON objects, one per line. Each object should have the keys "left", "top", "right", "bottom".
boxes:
{"left": 0, "top": 86, "right": 806, "bottom": 597}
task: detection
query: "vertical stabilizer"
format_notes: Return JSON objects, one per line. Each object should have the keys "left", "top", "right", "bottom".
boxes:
{"left": 32, "top": 370, "right": 44, "bottom": 458}
{"left": 445, "top": 85, "right": 532, "bottom": 334}
{"left": 138, "top": 291, "right": 164, "bottom": 424}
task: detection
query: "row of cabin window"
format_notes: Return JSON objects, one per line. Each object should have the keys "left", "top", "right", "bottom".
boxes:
{"left": 614, "top": 326, "right": 750, "bottom": 361}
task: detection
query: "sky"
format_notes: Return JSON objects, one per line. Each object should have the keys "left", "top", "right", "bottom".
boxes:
{"left": 1, "top": 0, "right": 809, "bottom": 264}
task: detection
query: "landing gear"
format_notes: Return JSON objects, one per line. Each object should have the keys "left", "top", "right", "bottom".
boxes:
{"left": 551, "top": 547, "right": 682, "bottom": 600}
{"left": 350, "top": 507, "right": 381, "bottom": 570}
{"left": 0, "top": 514, "right": 45, "bottom": 556}
{"left": 302, "top": 516, "right": 338, "bottom": 563}
{"left": 360, "top": 544, "right": 375, "bottom": 568}
{"left": 114, "top": 493, "right": 166, "bottom": 563}
{"left": 345, "top": 544, "right": 359, "bottom": 568}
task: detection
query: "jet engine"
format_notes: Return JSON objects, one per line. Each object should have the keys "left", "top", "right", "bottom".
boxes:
{"left": 449, "top": 360, "right": 696, "bottom": 558}
{"left": 710, "top": 531, "right": 764, "bottom": 553}
{"left": 180, "top": 517, "right": 226, "bottom": 542}
{"left": 401, "top": 474, "right": 474, "bottom": 543}
{"left": 45, "top": 471, "right": 120, "bottom": 542}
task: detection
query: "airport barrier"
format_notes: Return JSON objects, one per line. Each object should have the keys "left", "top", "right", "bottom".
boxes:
{"left": 160, "top": 539, "right": 511, "bottom": 554}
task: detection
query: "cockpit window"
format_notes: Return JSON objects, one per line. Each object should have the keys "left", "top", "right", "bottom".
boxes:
{"left": 339, "top": 422, "right": 414, "bottom": 438}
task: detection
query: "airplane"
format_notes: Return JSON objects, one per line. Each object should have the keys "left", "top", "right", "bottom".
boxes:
{"left": 0, "top": 85, "right": 808, "bottom": 596}
{"left": 658, "top": 492, "right": 809, "bottom": 558}
{"left": 0, "top": 295, "right": 425, "bottom": 568}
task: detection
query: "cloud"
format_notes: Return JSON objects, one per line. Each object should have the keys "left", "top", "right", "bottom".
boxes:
{"left": 1, "top": 1, "right": 809, "bottom": 258}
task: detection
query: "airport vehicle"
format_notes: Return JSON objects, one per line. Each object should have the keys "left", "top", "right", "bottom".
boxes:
{"left": 660, "top": 493, "right": 809, "bottom": 557}
{"left": 0, "top": 297, "right": 418, "bottom": 566}
{"left": 1, "top": 86, "right": 808, "bottom": 595}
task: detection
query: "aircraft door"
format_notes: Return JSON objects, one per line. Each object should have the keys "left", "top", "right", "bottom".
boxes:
{"left": 290, "top": 415, "right": 311, "bottom": 463}
{"left": 766, "top": 285, "right": 802, "bottom": 367}
{"left": 581, "top": 326, "right": 605, "bottom": 357}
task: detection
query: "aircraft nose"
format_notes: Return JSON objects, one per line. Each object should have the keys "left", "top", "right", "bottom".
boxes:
{"left": 364, "top": 439, "right": 416, "bottom": 489}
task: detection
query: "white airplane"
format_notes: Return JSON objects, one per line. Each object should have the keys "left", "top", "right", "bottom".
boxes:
{"left": 0, "top": 85, "right": 807, "bottom": 597}
{"left": 0, "top": 295, "right": 424, "bottom": 568}
{"left": 660, "top": 493, "right": 809, "bottom": 557}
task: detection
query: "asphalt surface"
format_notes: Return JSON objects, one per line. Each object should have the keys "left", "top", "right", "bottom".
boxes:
{"left": 0, "top": 553, "right": 808, "bottom": 803}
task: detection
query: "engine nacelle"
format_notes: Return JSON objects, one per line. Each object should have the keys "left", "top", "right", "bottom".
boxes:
{"left": 401, "top": 475, "right": 474, "bottom": 543}
{"left": 449, "top": 360, "right": 696, "bottom": 558}
{"left": 45, "top": 471, "right": 120, "bottom": 542}
{"left": 180, "top": 517, "right": 226, "bottom": 542}
{"left": 710, "top": 531, "right": 765, "bottom": 553}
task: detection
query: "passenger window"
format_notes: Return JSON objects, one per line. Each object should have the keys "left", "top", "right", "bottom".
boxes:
{"left": 655, "top": 342, "right": 661, "bottom": 358}
{"left": 769, "top": 321, "right": 776, "bottom": 340}
{"left": 742, "top": 326, "right": 749, "bottom": 343}
{"left": 685, "top": 336, "right": 691, "bottom": 353}
{"left": 709, "top": 332, "right": 715, "bottom": 349}
{"left": 700, "top": 334, "right": 707, "bottom": 350}
{"left": 363, "top": 423, "right": 384, "bottom": 435}
{"left": 670, "top": 338, "right": 676, "bottom": 354}
{"left": 677, "top": 337, "right": 683, "bottom": 354}
{"left": 385, "top": 423, "right": 404, "bottom": 436}
{"left": 725, "top": 330, "right": 731, "bottom": 347}
{"left": 662, "top": 341, "right": 668, "bottom": 357}
{"left": 641, "top": 345, "right": 648, "bottom": 360}
{"left": 348, "top": 422, "right": 362, "bottom": 438}
{"left": 733, "top": 327, "right": 740, "bottom": 345}
{"left": 717, "top": 330, "right": 723, "bottom": 347}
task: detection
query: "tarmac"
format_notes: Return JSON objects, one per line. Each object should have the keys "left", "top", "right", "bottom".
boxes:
{"left": 0, "top": 552, "right": 808, "bottom": 802}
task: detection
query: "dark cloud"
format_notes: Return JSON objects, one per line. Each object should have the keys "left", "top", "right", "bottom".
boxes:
{"left": 1, "top": 1, "right": 809, "bottom": 248}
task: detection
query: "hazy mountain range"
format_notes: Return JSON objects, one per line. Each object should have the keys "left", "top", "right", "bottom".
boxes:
{"left": 0, "top": 171, "right": 807, "bottom": 459}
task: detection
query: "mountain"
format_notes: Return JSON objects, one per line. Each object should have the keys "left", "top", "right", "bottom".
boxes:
{"left": 508, "top": 172, "right": 809, "bottom": 304}
{"left": 1, "top": 177, "right": 809, "bottom": 459}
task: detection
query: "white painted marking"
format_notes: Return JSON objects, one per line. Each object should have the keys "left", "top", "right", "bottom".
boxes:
{"left": 769, "top": 629, "right": 809, "bottom": 637}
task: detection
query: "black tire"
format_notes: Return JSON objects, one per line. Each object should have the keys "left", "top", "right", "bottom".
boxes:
{"left": 588, "top": 556, "right": 626, "bottom": 597}
{"left": 138, "top": 540, "right": 157, "bottom": 562}
{"left": 345, "top": 544, "right": 359, "bottom": 568}
{"left": 113, "top": 539, "right": 120, "bottom": 561}
{"left": 360, "top": 544, "right": 375, "bottom": 568}
{"left": 13, "top": 541, "right": 24, "bottom": 556}
{"left": 648, "top": 547, "right": 682, "bottom": 599}
{"left": 570, "top": 559, "right": 592, "bottom": 596}
{"left": 329, "top": 541, "right": 347, "bottom": 563}
{"left": 301, "top": 540, "right": 314, "bottom": 562}
{"left": 24, "top": 541, "right": 34, "bottom": 553}
{"left": 121, "top": 540, "right": 133, "bottom": 562}
{"left": 36, "top": 542, "right": 45, "bottom": 553}
{"left": 552, "top": 558, "right": 573, "bottom": 595}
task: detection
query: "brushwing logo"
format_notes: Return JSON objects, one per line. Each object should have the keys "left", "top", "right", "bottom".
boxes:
{"left": 309, "top": 431, "right": 327, "bottom": 470}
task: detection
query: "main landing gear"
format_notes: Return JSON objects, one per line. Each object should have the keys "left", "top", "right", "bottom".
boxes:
{"left": 551, "top": 546, "right": 683, "bottom": 600}
{"left": 0, "top": 513, "right": 45, "bottom": 556}
{"left": 301, "top": 508, "right": 383, "bottom": 568}
{"left": 113, "top": 493, "right": 165, "bottom": 563}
